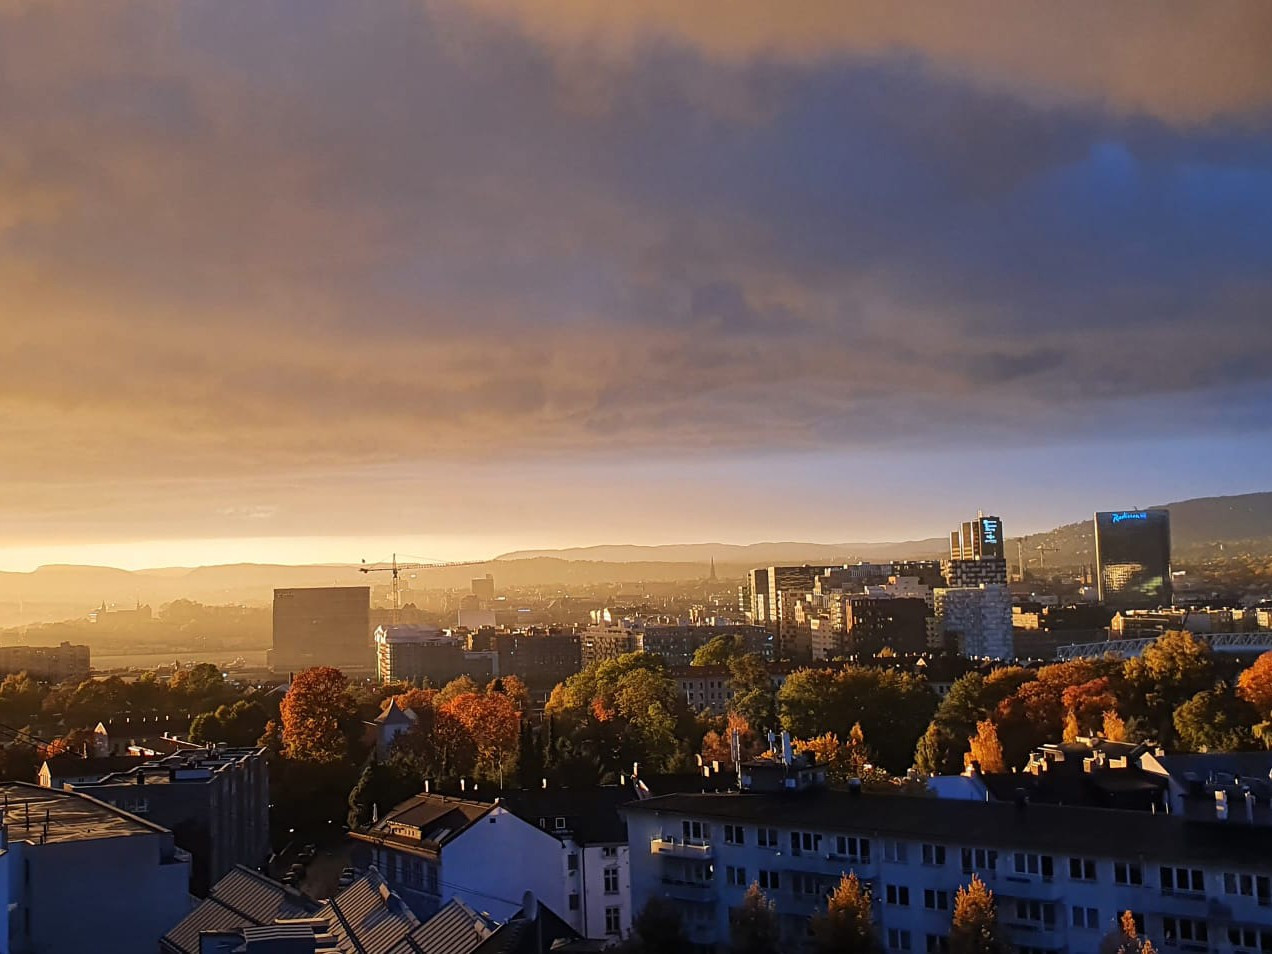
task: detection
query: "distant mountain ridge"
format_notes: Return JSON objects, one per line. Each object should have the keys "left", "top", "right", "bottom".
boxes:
{"left": 2, "top": 491, "right": 1269, "bottom": 627}
{"left": 496, "top": 540, "right": 947, "bottom": 564}
{"left": 500, "top": 491, "right": 1272, "bottom": 568}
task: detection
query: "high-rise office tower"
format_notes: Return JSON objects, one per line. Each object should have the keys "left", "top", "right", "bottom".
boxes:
{"left": 1094, "top": 509, "right": 1172, "bottom": 609}
{"left": 270, "top": 586, "right": 372, "bottom": 674}
{"left": 950, "top": 513, "right": 1005, "bottom": 560}
{"left": 946, "top": 512, "right": 1008, "bottom": 586}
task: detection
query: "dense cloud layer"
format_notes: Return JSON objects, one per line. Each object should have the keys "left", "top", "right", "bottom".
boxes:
{"left": 1, "top": 0, "right": 1270, "bottom": 549}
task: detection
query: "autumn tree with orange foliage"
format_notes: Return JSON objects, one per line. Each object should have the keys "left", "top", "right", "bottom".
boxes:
{"left": 966, "top": 719, "right": 1006, "bottom": 774}
{"left": 949, "top": 874, "right": 1009, "bottom": 954}
{"left": 489, "top": 675, "right": 529, "bottom": 713}
{"left": 280, "top": 666, "right": 358, "bottom": 764}
{"left": 1062, "top": 677, "right": 1120, "bottom": 738}
{"left": 442, "top": 690, "right": 520, "bottom": 785}
{"left": 1237, "top": 651, "right": 1272, "bottom": 715}
{"left": 701, "top": 712, "right": 763, "bottom": 768}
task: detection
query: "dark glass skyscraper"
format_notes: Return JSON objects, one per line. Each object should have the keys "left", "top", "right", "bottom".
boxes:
{"left": 1094, "top": 509, "right": 1172, "bottom": 609}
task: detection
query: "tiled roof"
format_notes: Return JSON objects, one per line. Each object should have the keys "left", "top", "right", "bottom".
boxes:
{"left": 623, "top": 788, "right": 1272, "bottom": 867}
{"left": 320, "top": 873, "right": 421, "bottom": 954}
{"left": 398, "top": 899, "right": 493, "bottom": 954}
{"left": 161, "top": 865, "right": 321, "bottom": 954}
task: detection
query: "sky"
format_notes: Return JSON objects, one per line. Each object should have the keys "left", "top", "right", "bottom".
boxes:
{"left": 2, "top": 1, "right": 1272, "bottom": 571}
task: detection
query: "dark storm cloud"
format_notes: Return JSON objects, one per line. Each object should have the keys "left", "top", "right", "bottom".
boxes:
{"left": 1, "top": 0, "right": 1271, "bottom": 536}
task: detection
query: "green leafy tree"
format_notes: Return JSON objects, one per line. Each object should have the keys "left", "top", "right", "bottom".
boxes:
{"left": 810, "top": 872, "right": 881, "bottom": 953}
{"left": 436, "top": 675, "right": 480, "bottom": 706}
{"left": 779, "top": 666, "right": 935, "bottom": 772}
{"left": 731, "top": 882, "right": 780, "bottom": 954}
{"left": 1123, "top": 630, "right": 1215, "bottom": 743}
{"left": 949, "top": 874, "right": 1010, "bottom": 954}
{"left": 729, "top": 653, "right": 777, "bottom": 731}
{"left": 190, "top": 700, "right": 269, "bottom": 747}
{"left": 693, "top": 634, "right": 746, "bottom": 666}
{"left": 1172, "top": 685, "right": 1257, "bottom": 752}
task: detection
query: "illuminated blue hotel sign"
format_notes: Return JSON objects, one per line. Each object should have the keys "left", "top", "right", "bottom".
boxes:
{"left": 1110, "top": 511, "right": 1149, "bottom": 524}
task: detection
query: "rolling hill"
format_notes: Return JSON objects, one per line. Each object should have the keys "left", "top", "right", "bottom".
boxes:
{"left": 2, "top": 491, "right": 1270, "bottom": 626}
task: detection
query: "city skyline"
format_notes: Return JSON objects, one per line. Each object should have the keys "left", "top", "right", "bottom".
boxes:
{"left": 3, "top": 2, "right": 1271, "bottom": 570}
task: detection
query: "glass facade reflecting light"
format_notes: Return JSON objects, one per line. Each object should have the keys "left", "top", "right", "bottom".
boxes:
{"left": 1094, "top": 510, "right": 1172, "bottom": 609}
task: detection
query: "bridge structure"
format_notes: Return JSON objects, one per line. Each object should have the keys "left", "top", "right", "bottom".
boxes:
{"left": 1055, "top": 631, "right": 1272, "bottom": 661}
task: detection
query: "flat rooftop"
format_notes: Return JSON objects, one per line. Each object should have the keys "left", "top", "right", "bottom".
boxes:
{"left": 0, "top": 782, "right": 166, "bottom": 844}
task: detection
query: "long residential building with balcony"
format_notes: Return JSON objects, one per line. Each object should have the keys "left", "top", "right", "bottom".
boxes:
{"left": 622, "top": 764, "right": 1272, "bottom": 953}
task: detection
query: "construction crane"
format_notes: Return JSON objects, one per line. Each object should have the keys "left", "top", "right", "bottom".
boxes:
{"left": 360, "top": 553, "right": 493, "bottom": 623}
{"left": 1034, "top": 544, "right": 1060, "bottom": 570}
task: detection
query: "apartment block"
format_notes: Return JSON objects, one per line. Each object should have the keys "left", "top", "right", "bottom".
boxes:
{"left": 0, "top": 782, "right": 191, "bottom": 954}
{"left": 623, "top": 775, "right": 1272, "bottom": 953}
{"left": 934, "top": 584, "right": 1013, "bottom": 659}
{"left": 67, "top": 744, "right": 270, "bottom": 895}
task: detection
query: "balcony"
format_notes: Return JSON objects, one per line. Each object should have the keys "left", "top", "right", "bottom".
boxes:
{"left": 660, "top": 878, "right": 717, "bottom": 904}
{"left": 651, "top": 837, "right": 713, "bottom": 860}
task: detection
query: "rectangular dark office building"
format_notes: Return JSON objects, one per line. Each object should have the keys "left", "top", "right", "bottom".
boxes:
{"left": 1094, "top": 510, "right": 1172, "bottom": 610}
{"left": 270, "top": 585, "right": 372, "bottom": 674}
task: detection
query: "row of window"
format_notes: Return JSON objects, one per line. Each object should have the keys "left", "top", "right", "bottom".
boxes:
{"left": 884, "top": 930, "right": 951, "bottom": 952}
{"left": 689, "top": 819, "right": 1269, "bottom": 910}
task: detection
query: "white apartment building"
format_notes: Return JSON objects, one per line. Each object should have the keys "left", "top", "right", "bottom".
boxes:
{"left": 350, "top": 789, "right": 634, "bottom": 942}
{"left": 500, "top": 788, "right": 634, "bottom": 941}
{"left": 623, "top": 768, "right": 1272, "bottom": 953}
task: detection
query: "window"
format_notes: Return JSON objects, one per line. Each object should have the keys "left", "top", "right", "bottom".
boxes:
{"left": 923, "top": 889, "right": 949, "bottom": 911}
{"left": 554, "top": 816, "right": 567, "bottom": 831}
{"left": 887, "top": 928, "right": 912, "bottom": 951}
{"left": 1013, "top": 900, "right": 1056, "bottom": 928}
{"left": 604, "top": 867, "right": 619, "bottom": 894}
{"left": 567, "top": 853, "right": 579, "bottom": 872}
{"left": 1160, "top": 866, "right": 1204, "bottom": 894}
{"left": 1114, "top": 862, "right": 1143, "bottom": 886}
{"left": 926, "top": 936, "right": 950, "bottom": 954}
{"left": 1225, "top": 872, "right": 1272, "bottom": 904}
{"left": 427, "top": 863, "right": 439, "bottom": 895}
{"left": 758, "top": 870, "right": 780, "bottom": 891}
{"left": 961, "top": 847, "right": 997, "bottom": 872}
{"left": 568, "top": 893, "right": 579, "bottom": 911}
{"left": 834, "top": 835, "right": 871, "bottom": 862}
{"left": 922, "top": 843, "right": 946, "bottom": 866}
{"left": 605, "top": 907, "right": 621, "bottom": 935}
{"left": 682, "top": 820, "right": 710, "bottom": 842}
{"left": 1012, "top": 853, "right": 1053, "bottom": 879}
{"left": 1228, "top": 927, "right": 1272, "bottom": 953}
{"left": 726, "top": 865, "right": 748, "bottom": 886}
{"left": 792, "top": 873, "right": 821, "bottom": 896}
{"left": 1072, "top": 907, "right": 1099, "bottom": 929}
{"left": 883, "top": 840, "right": 908, "bottom": 863}
{"left": 790, "top": 830, "right": 822, "bottom": 855}
{"left": 757, "top": 827, "right": 778, "bottom": 849}
{"left": 885, "top": 884, "right": 910, "bottom": 906}
{"left": 1163, "top": 917, "right": 1208, "bottom": 944}
{"left": 724, "top": 824, "right": 745, "bottom": 845}
{"left": 1069, "top": 858, "right": 1096, "bottom": 881}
